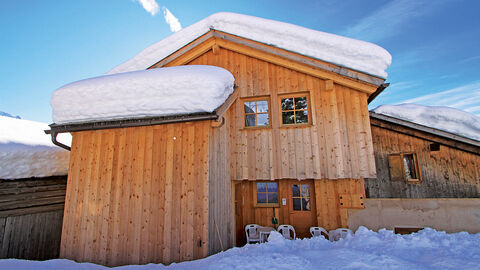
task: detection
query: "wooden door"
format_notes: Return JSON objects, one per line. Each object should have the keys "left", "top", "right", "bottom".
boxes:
{"left": 287, "top": 180, "right": 317, "bottom": 238}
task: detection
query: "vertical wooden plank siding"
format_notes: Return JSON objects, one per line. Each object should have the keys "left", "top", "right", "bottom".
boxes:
{"left": 61, "top": 122, "right": 211, "bottom": 266}
{"left": 365, "top": 126, "right": 480, "bottom": 198}
{"left": 186, "top": 48, "right": 376, "bottom": 181}
{"left": 234, "top": 178, "right": 365, "bottom": 245}
{"left": 208, "top": 109, "right": 234, "bottom": 255}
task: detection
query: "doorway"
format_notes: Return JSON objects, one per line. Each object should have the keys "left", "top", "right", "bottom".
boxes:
{"left": 286, "top": 180, "right": 317, "bottom": 238}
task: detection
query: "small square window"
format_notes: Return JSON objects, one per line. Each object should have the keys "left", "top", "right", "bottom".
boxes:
{"left": 256, "top": 182, "right": 278, "bottom": 205}
{"left": 244, "top": 99, "right": 270, "bottom": 127}
{"left": 280, "top": 94, "right": 310, "bottom": 125}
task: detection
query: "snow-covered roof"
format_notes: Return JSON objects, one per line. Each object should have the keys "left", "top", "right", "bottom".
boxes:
{"left": 0, "top": 116, "right": 71, "bottom": 179}
{"left": 108, "top": 12, "right": 392, "bottom": 79}
{"left": 51, "top": 65, "right": 234, "bottom": 124}
{"left": 372, "top": 104, "right": 480, "bottom": 141}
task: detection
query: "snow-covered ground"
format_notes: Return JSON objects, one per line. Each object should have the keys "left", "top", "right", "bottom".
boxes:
{"left": 373, "top": 104, "right": 480, "bottom": 141}
{"left": 0, "top": 115, "right": 71, "bottom": 179}
{"left": 1, "top": 227, "right": 479, "bottom": 269}
{"left": 108, "top": 12, "right": 391, "bottom": 79}
{"left": 51, "top": 65, "right": 234, "bottom": 124}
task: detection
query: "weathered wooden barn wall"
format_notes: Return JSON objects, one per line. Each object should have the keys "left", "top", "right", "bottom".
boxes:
{"left": 175, "top": 40, "right": 377, "bottom": 181}
{"left": 0, "top": 176, "right": 66, "bottom": 260}
{"left": 234, "top": 178, "right": 365, "bottom": 245}
{"left": 61, "top": 122, "right": 211, "bottom": 266}
{"left": 208, "top": 109, "right": 234, "bottom": 254}
{"left": 365, "top": 124, "right": 480, "bottom": 198}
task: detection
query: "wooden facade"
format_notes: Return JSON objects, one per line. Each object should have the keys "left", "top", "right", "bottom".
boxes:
{"left": 366, "top": 113, "right": 480, "bottom": 198}
{"left": 0, "top": 176, "right": 66, "bottom": 260}
{"left": 58, "top": 29, "right": 384, "bottom": 266}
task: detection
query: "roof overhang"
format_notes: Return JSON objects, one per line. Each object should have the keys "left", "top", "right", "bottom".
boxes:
{"left": 370, "top": 111, "right": 480, "bottom": 155}
{"left": 149, "top": 30, "right": 384, "bottom": 95}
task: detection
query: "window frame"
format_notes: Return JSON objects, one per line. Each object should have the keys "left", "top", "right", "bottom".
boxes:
{"left": 253, "top": 181, "right": 279, "bottom": 207}
{"left": 278, "top": 92, "right": 312, "bottom": 127}
{"left": 242, "top": 96, "right": 272, "bottom": 129}
{"left": 388, "top": 152, "right": 422, "bottom": 184}
{"left": 291, "top": 183, "right": 311, "bottom": 211}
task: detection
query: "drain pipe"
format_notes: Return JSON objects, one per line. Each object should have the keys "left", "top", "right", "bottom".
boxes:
{"left": 45, "top": 129, "right": 71, "bottom": 151}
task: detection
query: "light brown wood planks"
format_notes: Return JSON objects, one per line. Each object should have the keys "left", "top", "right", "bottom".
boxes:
{"left": 186, "top": 48, "right": 376, "bottom": 181}
{"left": 61, "top": 122, "right": 212, "bottom": 266}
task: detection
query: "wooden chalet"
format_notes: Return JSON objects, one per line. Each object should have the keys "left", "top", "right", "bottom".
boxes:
{"left": 46, "top": 14, "right": 390, "bottom": 266}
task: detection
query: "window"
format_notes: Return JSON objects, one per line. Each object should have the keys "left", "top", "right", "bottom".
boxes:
{"left": 255, "top": 182, "right": 278, "bottom": 206}
{"left": 243, "top": 99, "right": 269, "bottom": 127}
{"left": 388, "top": 153, "right": 421, "bottom": 183}
{"left": 292, "top": 184, "right": 311, "bottom": 211}
{"left": 280, "top": 94, "right": 310, "bottom": 125}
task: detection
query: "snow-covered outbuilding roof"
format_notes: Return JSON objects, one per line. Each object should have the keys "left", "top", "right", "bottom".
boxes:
{"left": 372, "top": 104, "right": 480, "bottom": 142}
{"left": 108, "top": 12, "right": 391, "bottom": 79}
{"left": 0, "top": 116, "right": 71, "bottom": 179}
{"left": 51, "top": 65, "right": 234, "bottom": 124}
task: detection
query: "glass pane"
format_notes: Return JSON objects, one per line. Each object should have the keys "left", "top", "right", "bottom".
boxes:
{"left": 403, "top": 154, "right": 416, "bottom": 179}
{"left": 294, "top": 97, "right": 308, "bottom": 110}
{"left": 282, "top": 111, "right": 295, "bottom": 124}
{"left": 296, "top": 110, "right": 309, "bottom": 124}
{"left": 300, "top": 184, "right": 309, "bottom": 197}
{"left": 293, "top": 198, "right": 301, "bottom": 211}
{"left": 245, "top": 114, "right": 256, "bottom": 127}
{"left": 302, "top": 198, "right": 311, "bottom": 211}
{"left": 292, "top": 184, "right": 300, "bottom": 197}
{"left": 267, "top": 182, "right": 277, "bottom": 193}
{"left": 256, "top": 100, "right": 269, "bottom": 113}
{"left": 257, "top": 192, "right": 267, "bottom": 203}
{"left": 268, "top": 192, "right": 278, "bottom": 203}
{"left": 281, "top": 98, "right": 294, "bottom": 111}
{"left": 244, "top": 102, "right": 256, "bottom": 113}
{"left": 257, "top": 113, "right": 269, "bottom": 126}
{"left": 257, "top": 182, "right": 267, "bottom": 192}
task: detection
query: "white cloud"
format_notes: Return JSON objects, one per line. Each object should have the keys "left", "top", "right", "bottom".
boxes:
{"left": 342, "top": 0, "right": 443, "bottom": 42}
{"left": 401, "top": 81, "right": 480, "bottom": 116}
{"left": 135, "top": 0, "right": 160, "bottom": 16}
{"left": 162, "top": 7, "right": 182, "bottom": 32}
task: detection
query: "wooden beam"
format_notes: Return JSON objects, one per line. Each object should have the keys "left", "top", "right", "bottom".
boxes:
{"left": 214, "top": 88, "right": 239, "bottom": 119}
{"left": 215, "top": 38, "right": 378, "bottom": 94}
{"left": 212, "top": 44, "right": 220, "bottom": 55}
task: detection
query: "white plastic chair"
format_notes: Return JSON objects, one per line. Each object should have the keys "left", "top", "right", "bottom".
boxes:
{"left": 277, "top": 225, "right": 296, "bottom": 240}
{"left": 245, "top": 224, "right": 261, "bottom": 244}
{"left": 310, "top": 227, "right": 329, "bottom": 239}
{"left": 328, "top": 228, "right": 353, "bottom": 241}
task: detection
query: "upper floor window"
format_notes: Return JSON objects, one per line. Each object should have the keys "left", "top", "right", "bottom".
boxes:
{"left": 280, "top": 94, "right": 310, "bottom": 125}
{"left": 244, "top": 99, "right": 270, "bottom": 127}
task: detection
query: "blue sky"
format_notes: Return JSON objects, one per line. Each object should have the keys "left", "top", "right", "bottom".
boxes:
{"left": 1, "top": 0, "right": 479, "bottom": 123}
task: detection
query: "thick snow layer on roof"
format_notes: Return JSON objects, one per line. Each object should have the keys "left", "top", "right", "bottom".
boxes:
{"left": 108, "top": 12, "right": 391, "bottom": 79}
{"left": 373, "top": 104, "right": 480, "bottom": 141}
{"left": 0, "top": 116, "right": 71, "bottom": 179}
{"left": 51, "top": 65, "right": 234, "bottom": 124}
{"left": 1, "top": 227, "right": 479, "bottom": 269}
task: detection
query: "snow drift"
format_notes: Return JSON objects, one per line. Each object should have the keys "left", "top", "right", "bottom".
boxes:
{"left": 0, "top": 116, "right": 71, "bottom": 179}
{"left": 373, "top": 104, "right": 480, "bottom": 141}
{"left": 51, "top": 65, "right": 234, "bottom": 124}
{"left": 108, "top": 12, "right": 391, "bottom": 79}
{"left": 1, "top": 227, "right": 479, "bottom": 269}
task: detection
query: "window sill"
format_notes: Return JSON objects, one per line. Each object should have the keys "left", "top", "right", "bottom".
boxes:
{"left": 279, "top": 123, "right": 313, "bottom": 129}
{"left": 242, "top": 126, "right": 272, "bottom": 131}
{"left": 254, "top": 203, "right": 279, "bottom": 208}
